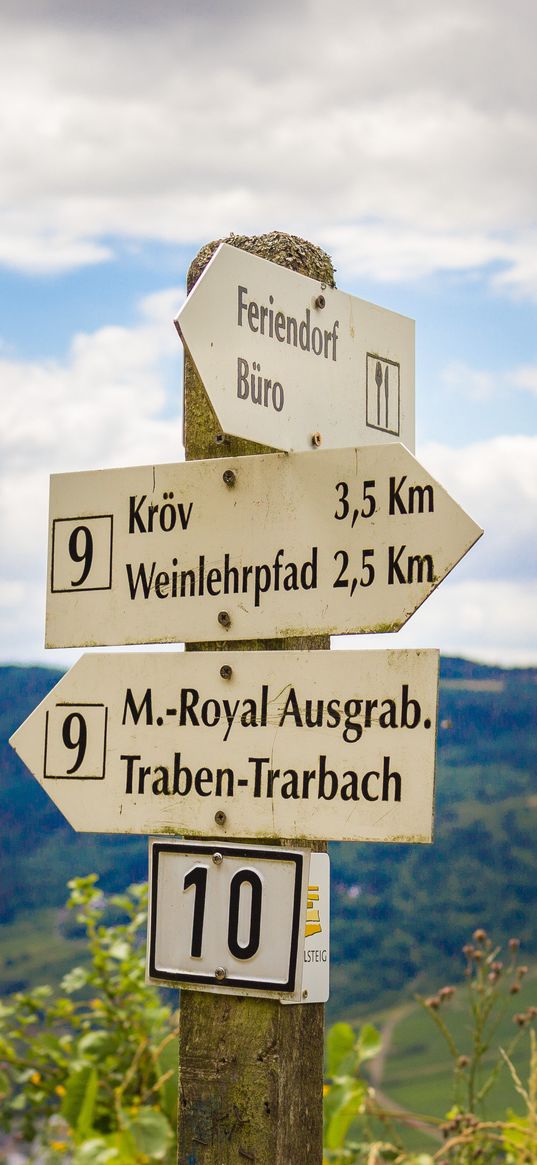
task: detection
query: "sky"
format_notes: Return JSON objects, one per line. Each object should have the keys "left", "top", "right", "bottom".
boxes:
{"left": 1, "top": 0, "right": 536, "bottom": 670}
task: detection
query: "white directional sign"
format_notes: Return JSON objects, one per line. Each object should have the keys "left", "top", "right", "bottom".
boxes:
{"left": 176, "top": 243, "right": 415, "bottom": 453}
{"left": 44, "top": 444, "right": 482, "bottom": 649}
{"left": 147, "top": 839, "right": 310, "bottom": 1001}
{"left": 9, "top": 648, "right": 439, "bottom": 842}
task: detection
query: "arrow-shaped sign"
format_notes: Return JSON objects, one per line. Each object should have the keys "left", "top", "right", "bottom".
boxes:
{"left": 45, "top": 444, "right": 482, "bottom": 649}
{"left": 175, "top": 243, "right": 415, "bottom": 453}
{"left": 10, "top": 648, "right": 438, "bottom": 842}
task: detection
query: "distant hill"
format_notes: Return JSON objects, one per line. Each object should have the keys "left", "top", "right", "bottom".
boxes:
{"left": 0, "top": 666, "right": 148, "bottom": 924}
{"left": 1, "top": 658, "right": 536, "bottom": 1012}
{"left": 330, "top": 656, "right": 537, "bottom": 1013}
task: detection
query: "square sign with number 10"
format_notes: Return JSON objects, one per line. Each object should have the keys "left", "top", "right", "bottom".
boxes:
{"left": 147, "top": 839, "right": 319, "bottom": 1002}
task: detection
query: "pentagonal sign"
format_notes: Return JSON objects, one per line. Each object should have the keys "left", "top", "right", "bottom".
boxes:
{"left": 44, "top": 444, "right": 482, "bottom": 648}
{"left": 10, "top": 648, "right": 438, "bottom": 843}
{"left": 176, "top": 243, "right": 415, "bottom": 452}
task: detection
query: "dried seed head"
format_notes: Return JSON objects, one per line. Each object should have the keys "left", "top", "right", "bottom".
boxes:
{"left": 473, "top": 928, "right": 487, "bottom": 943}
{"left": 509, "top": 938, "right": 521, "bottom": 952}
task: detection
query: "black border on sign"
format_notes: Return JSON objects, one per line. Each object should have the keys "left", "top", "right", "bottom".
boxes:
{"left": 44, "top": 703, "right": 108, "bottom": 779}
{"left": 50, "top": 514, "right": 114, "bottom": 593}
{"left": 148, "top": 841, "right": 304, "bottom": 993}
{"left": 365, "top": 354, "right": 401, "bottom": 437}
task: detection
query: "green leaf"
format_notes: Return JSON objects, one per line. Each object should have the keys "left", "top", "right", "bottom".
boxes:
{"left": 326, "top": 1022, "right": 356, "bottom": 1078}
{"left": 61, "top": 1065, "right": 98, "bottom": 1140}
{"left": 62, "top": 966, "right": 90, "bottom": 994}
{"left": 324, "top": 1079, "right": 367, "bottom": 1150}
{"left": 127, "top": 1106, "right": 173, "bottom": 1159}
{"left": 355, "top": 1022, "right": 382, "bottom": 1064}
{"left": 503, "top": 1110, "right": 530, "bottom": 1151}
{"left": 155, "top": 1038, "right": 179, "bottom": 1124}
{"left": 78, "top": 1030, "right": 116, "bottom": 1059}
{"left": 109, "top": 894, "right": 132, "bottom": 912}
{"left": 74, "top": 1136, "right": 122, "bottom": 1164}
{"left": 128, "top": 882, "right": 147, "bottom": 901}
{"left": 108, "top": 940, "right": 130, "bottom": 961}
{"left": 16, "top": 1067, "right": 36, "bottom": 1083}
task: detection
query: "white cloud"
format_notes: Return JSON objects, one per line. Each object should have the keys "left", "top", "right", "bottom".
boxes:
{"left": 439, "top": 359, "right": 537, "bottom": 405}
{"left": 334, "top": 579, "right": 537, "bottom": 667}
{"left": 0, "top": 289, "right": 184, "bottom": 663}
{"left": 0, "top": 227, "right": 111, "bottom": 275}
{"left": 440, "top": 362, "right": 497, "bottom": 402}
{"left": 1, "top": 287, "right": 183, "bottom": 475}
{"left": 511, "top": 364, "right": 537, "bottom": 395}
{"left": 324, "top": 223, "right": 507, "bottom": 285}
{"left": 418, "top": 435, "right": 537, "bottom": 584}
{"left": 1, "top": 1, "right": 537, "bottom": 292}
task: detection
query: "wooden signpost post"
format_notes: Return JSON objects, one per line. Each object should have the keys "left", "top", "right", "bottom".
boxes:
{"left": 177, "top": 233, "right": 335, "bottom": 1165}
{"left": 10, "top": 231, "right": 483, "bottom": 1164}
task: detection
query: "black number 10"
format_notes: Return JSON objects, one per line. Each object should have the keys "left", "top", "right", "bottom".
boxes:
{"left": 183, "top": 865, "right": 263, "bottom": 961}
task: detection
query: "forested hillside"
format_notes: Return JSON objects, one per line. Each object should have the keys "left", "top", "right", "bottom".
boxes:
{"left": 330, "top": 657, "right": 537, "bottom": 1012}
{"left": 1, "top": 658, "right": 535, "bottom": 1012}
{"left": 0, "top": 667, "right": 148, "bottom": 924}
